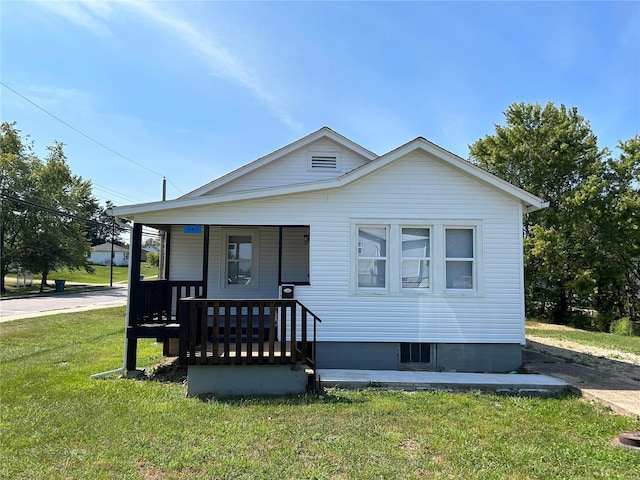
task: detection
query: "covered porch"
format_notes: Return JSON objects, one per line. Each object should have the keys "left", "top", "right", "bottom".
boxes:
{"left": 124, "top": 222, "right": 321, "bottom": 388}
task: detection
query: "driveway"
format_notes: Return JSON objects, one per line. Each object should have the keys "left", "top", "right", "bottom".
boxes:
{"left": 523, "top": 338, "right": 640, "bottom": 418}
{"left": 0, "top": 286, "right": 128, "bottom": 322}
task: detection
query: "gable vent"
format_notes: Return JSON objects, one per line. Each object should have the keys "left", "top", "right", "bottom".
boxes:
{"left": 311, "top": 155, "right": 338, "bottom": 169}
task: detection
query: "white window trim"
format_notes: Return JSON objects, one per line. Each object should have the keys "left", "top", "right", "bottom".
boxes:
{"left": 221, "top": 228, "right": 260, "bottom": 290}
{"left": 400, "top": 225, "right": 432, "bottom": 293}
{"left": 355, "top": 224, "right": 389, "bottom": 292}
{"left": 351, "top": 219, "right": 482, "bottom": 296}
{"left": 444, "top": 226, "right": 475, "bottom": 292}
{"left": 443, "top": 224, "right": 482, "bottom": 295}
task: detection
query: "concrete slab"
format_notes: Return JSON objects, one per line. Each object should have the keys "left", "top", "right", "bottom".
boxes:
{"left": 317, "top": 369, "right": 568, "bottom": 396}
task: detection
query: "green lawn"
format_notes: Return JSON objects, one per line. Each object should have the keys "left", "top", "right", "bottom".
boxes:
{"left": 51, "top": 263, "right": 159, "bottom": 283}
{"left": 526, "top": 321, "right": 640, "bottom": 356}
{"left": 1, "top": 309, "right": 638, "bottom": 480}
{"left": 3, "top": 263, "right": 158, "bottom": 293}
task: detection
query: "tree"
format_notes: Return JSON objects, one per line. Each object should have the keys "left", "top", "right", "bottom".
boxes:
{"left": 469, "top": 102, "right": 607, "bottom": 323}
{"left": 1, "top": 122, "right": 101, "bottom": 292}
{"left": 0, "top": 123, "right": 36, "bottom": 292}
{"left": 19, "top": 141, "right": 100, "bottom": 291}
{"left": 587, "top": 137, "right": 640, "bottom": 324}
{"left": 88, "top": 200, "right": 128, "bottom": 247}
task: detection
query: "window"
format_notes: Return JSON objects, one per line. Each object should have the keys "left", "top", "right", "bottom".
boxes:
{"left": 357, "top": 226, "right": 387, "bottom": 288}
{"left": 445, "top": 228, "right": 474, "bottom": 289}
{"left": 401, "top": 227, "right": 430, "bottom": 289}
{"left": 352, "top": 220, "right": 480, "bottom": 295}
{"left": 400, "top": 343, "right": 431, "bottom": 363}
{"left": 227, "top": 235, "right": 253, "bottom": 285}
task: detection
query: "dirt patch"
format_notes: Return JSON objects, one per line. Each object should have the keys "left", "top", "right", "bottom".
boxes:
{"left": 526, "top": 336, "right": 640, "bottom": 383}
{"left": 527, "top": 322, "right": 584, "bottom": 332}
{"left": 527, "top": 335, "right": 640, "bottom": 365}
{"left": 525, "top": 336, "right": 640, "bottom": 384}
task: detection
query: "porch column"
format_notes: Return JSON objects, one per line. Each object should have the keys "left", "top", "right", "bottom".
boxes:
{"left": 163, "top": 229, "right": 171, "bottom": 280}
{"left": 126, "top": 222, "right": 143, "bottom": 371}
{"left": 202, "top": 225, "right": 209, "bottom": 295}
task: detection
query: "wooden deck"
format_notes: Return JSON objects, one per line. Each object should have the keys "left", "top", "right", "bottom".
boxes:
{"left": 178, "top": 299, "right": 321, "bottom": 371}
{"left": 125, "top": 279, "right": 321, "bottom": 376}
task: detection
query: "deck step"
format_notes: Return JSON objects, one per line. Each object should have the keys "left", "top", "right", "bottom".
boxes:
{"left": 127, "top": 323, "right": 180, "bottom": 339}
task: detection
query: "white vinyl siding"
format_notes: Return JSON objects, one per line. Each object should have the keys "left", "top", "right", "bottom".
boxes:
{"left": 147, "top": 150, "right": 525, "bottom": 344}
{"left": 210, "top": 139, "right": 367, "bottom": 195}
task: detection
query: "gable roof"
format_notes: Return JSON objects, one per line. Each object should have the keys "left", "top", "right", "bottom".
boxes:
{"left": 92, "top": 242, "right": 128, "bottom": 252}
{"left": 112, "top": 131, "right": 548, "bottom": 219}
{"left": 182, "top": 126, "right": 378, "bottom": 198}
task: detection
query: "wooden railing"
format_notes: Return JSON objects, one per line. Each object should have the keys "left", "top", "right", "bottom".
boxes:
{"left": 132, "top": 280, "right": 205, "bottom": 326}
{"left": 177, "top": 299, "right": 321, "bottom": 370}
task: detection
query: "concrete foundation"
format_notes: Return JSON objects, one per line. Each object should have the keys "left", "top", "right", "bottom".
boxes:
{"left": 316, "top": 342, "right": 522, "bottom": 373}
{"left": 187, "top": 364, "right": 310, "bottom": 396}
{"left": 435, "top": 343, "right": 522, "bottom": 373}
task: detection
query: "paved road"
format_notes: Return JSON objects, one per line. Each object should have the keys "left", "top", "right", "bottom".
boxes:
{"left": 0, "top": 287, "right": 128, "bottom": 322}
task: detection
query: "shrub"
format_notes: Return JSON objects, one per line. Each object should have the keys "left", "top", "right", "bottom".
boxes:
{"left": 146, "top": 251, "right": 159, "bottom": 267}
{"left": 609, "top": 317, "right": 638, "bottom": 336}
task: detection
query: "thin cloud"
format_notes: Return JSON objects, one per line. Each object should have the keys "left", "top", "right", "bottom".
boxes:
{"left": 38, "top": 0, "right": 300, "bottom": 130}
{"left": 37, "top": 0, "right": 112, "bottom": 37}
{"left": 126, "top": 1, "right": 300, "bottom": 131}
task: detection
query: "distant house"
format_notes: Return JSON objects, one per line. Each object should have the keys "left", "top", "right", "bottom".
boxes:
{"left": 112, "top": 127, "right": 548, "bottom": 395}
{"left": 89, "top": 243, "right": 129, "bottom": 266}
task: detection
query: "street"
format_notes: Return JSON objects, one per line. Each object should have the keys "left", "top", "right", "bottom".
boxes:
{"left": 0, "top": 287, "right": 128, "bottom": 322}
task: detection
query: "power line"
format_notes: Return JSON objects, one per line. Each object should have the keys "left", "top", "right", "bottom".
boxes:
{"left": 2, "top": 192, "right": 109, "bottom": 227}
{"left": 92, "top": 183, "right": 142, "bottom": 204}
{"left": 1, "top": 81, "right": 184, "bottom": 195}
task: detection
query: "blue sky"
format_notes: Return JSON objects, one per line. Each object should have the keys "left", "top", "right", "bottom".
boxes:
{"left": 2, "top": 1, "right": 639, "bottom": 206}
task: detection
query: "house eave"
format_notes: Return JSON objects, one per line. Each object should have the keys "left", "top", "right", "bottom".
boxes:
{"left": 111, "top": 135, "right": 548, "bottom": 220}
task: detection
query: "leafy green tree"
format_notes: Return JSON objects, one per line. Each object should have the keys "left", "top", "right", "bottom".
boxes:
{"left": 19, "top": 141, "right": 99, "bottom": 291}
{"left": 146, "top": 251, "right": 159, "bottom": 267}
{"left": 469, "top": 102, "right": 607, "bottom": 323}
{"left": 0, "top": 122, "right": 36, "bottom": 292}
{"left": 88, "top": 200, "right": 128, "bottom": 247}
{"left": 588, "top": 137, "right": 640, "bottom": 324}
{"left": 1, "top": 122, "right": 100, "bottom": 292}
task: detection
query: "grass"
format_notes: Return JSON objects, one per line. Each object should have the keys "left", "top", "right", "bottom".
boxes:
{"left": 1, "top": 309, "right": 638, "bottom": 479}
{"left": 2, "top": 263, "right": 158, "bottom": 297}
{"left": 526, "top": 321, "right": 640, "bottom": 356}
{"left": 52, "top": 263, "right": 159, "bottom": 283}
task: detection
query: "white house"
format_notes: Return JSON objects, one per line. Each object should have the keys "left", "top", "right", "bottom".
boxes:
{"left": 89, "top": 242, "right": 129, "bottom": 266}
{"left": 112, "top": 127, "right": 547, "bottom": 393}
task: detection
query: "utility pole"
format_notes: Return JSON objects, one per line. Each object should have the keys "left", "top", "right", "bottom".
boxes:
{"left": 109, "top": 222, "right": 115, "bottom": 287}
{"left": 158, "top": 177, "right": 167, "bottom": 279}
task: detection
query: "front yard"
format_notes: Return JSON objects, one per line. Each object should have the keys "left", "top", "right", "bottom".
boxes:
{"left": 2, "top": 263, "right": 158, "bottom": 297}
{"left": 1, "top": 308, "right": 638, "bottom": 479}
